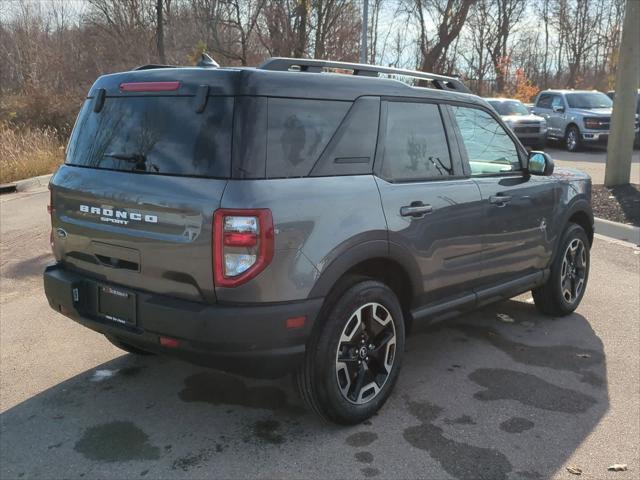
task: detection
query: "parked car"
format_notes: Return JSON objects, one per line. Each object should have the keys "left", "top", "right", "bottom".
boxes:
{"left": 486, "top": 97, "right": 547, "bottom": 148}
{"left": 532, "top": 89, "right": 640, "bottom": 152}
{"left": 606, "top": 89, "right": 640, "bottom": 147}
{"left": 44, "top": 57, "right": 594, "bottom": 424}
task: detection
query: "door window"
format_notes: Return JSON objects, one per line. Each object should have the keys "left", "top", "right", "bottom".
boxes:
{"left": 537, "top": 94, "right": 552, "bottom": 109}
{"left": 381, "top": 102, "right": 453, "bottom": 181}
{"left": 551, "top": 95, "right": 564, "bottom": 110}
{"left": 452, "top": 106, "right": 521, "bottom": 175}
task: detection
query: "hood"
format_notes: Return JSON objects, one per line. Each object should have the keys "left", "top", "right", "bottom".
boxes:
{"left": 569, "top": 108, "right": 612, "bottom": 116}
{"left": 551, "top": 166, "right": 591, "bottom": 182}
{"left": 502, "top": 114, "right": 545, "bottom": 123}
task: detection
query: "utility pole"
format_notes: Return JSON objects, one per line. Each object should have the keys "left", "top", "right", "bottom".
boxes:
{"left": 360, "top": 0, "right": 369, "bottom": 64}
{"left": 604, "top": 0, "right": 640, "bottom": 187}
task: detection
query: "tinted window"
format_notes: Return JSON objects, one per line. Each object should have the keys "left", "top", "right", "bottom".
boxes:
{"left": 489, "top": 100, "right": 530, "bottom": 116}
{"left": 381, "top": 102, "right": 452, "bottom": 181}
{"left": 566, "top": 92, "right": 612, "bottom": 109}
{"left": 537, "top": 94, "right": 552, "bottom": 108}
{"left": 266, "top": 98, "right": 350, "bottom": 178}
{"left": 452, "top": 106, "right": 520, "bottom": 175}
{"left": 66, "top": 96, "right": 233, "bottom": 177}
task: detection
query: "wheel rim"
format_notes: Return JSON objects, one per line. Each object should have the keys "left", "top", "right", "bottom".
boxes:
{"left": 560, "top": 238, "right": 587, "bottom": 304}
{"left": 335, "top": 302, "right": 397, "bottom": 405}
{"left": 567, "top": 130, "right": 577, "bottom": 150}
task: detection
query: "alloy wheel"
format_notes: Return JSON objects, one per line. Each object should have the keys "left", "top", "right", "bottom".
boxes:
{"left": 560, "top": 238, "right": 587, "bottom": 304}
{"left": 335, "top": 302, "right": 397, "bottom": 405}
{"left": 567, "top": 129, "right": 578, "bottom": 151}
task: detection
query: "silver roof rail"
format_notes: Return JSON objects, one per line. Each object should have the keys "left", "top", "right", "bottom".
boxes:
{"left": 257, "top": 57, "right": 471, "bottom": 94}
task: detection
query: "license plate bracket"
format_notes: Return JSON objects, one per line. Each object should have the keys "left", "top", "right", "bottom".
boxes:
{"left": 98, "top": 285, "right": 136, "bottom": 326}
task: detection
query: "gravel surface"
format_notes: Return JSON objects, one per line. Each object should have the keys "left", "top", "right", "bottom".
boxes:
{"left": 592, "top": 184, "right": 640, "bottom": 226}
{"left": 1, "top": 186, "right": 639, "bottom": 480}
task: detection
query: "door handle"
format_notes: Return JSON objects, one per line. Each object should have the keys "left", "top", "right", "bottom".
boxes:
{"left": 400, "top": 202, "right": 433, "bottom": 217}
{"left": 489, "top": 195, "right": 512, "bottom": 206}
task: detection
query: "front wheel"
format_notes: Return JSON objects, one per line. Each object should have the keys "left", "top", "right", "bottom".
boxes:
{"left": 565, "top": 125, "right": 582, "bottom": 152}
{"left": 532, "top": 223, "right": 590, "bottom": 316}
{"left": 296, "top": 279, "right": 405, "bottom": 424}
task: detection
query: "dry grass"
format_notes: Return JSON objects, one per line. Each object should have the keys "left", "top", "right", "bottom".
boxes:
{"left": 0, "top": 122, "right": 64, "bottom": 184}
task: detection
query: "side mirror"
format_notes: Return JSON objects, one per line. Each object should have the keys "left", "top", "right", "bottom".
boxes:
{"left": 528, "top": 151, "right": 554, "bottom": 176}
{"left": 552, "top": 105, "right": 565, "bottom": 113}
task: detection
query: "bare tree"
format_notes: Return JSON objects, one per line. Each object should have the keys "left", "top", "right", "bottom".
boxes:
{"left": 413, "top": 0, "right": 477, "bottom": 74}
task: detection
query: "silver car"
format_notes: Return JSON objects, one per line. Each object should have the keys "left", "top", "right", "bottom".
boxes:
{"left": 486, "top": 98, "right": 547, "bottom": 149}
{"left": 532, "top": 89, "right": 639, "bottom": 152}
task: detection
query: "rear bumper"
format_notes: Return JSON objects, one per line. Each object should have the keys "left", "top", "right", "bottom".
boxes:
{"left": 43, "top": 264, "right": 323, "bottom": 378}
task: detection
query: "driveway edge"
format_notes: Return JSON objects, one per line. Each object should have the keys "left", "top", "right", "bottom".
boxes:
{"left": 0, "top": 174, "right": 53, "bottom": 195}
{"left": 595, "top": 217, "right": 640, "bottom": 245}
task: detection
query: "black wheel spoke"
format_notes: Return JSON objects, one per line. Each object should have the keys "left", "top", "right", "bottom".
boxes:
{"left": 335, "top": 302, "right": 397, "bottom": 405}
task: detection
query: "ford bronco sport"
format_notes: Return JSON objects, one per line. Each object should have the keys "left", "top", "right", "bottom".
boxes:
{"left": 44, "top": 57, "right": 594, "bottom": 424}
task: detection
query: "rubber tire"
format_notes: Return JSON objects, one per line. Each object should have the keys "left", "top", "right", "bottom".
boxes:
{"left": 565, "top": 125, "right": 582, "bottom": 152}
{"left": 532, "top": 223, "right": 590, "bottom": 316}
{"left": 296, "top": 278, "right": 405, "bottom": 424}
{"left": 105, "top": 335, "right": 155, "bottom": 355}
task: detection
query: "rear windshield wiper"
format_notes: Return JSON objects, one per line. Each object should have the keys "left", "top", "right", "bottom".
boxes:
{"left": 103, "top": 152, "right": 159, "bottom": 172}
{"left": 103, "top": 152, "right": 146, "bottom": 162}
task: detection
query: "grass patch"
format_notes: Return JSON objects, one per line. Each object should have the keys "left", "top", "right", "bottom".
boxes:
{"left": 0, "top": 122, "right": 64, "bottom": 184}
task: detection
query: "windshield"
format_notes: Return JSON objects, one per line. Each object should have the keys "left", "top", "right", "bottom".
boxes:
{"left": 66, "top": 96, "right": 233, "bottom": 177}
{"left": 488, "top": 100, "right": 530, "bottom": 116}
{"left": 565, "top": 92, "right": 612, "bottom": 109}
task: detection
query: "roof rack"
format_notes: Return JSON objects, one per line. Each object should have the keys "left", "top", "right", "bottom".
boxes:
{"left": 257, "top": 57, "right": 470, "bottom": 94}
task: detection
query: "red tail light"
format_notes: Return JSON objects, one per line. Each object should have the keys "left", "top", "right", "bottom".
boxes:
{"left": 119, "top": 81, "right": 180, "bottom": 92}
{"left": 213, "top": 209, "right": 274, "bottom": 288}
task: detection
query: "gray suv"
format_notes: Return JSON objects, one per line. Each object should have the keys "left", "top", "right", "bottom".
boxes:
{"left": 533, "top": 89, "right": 639, "bottom": 151}
{"left": 486, "top": 97, "right": 547, "bottom": 148}
{"left": 44, "top": 58, "right": 594, "bottom": 424}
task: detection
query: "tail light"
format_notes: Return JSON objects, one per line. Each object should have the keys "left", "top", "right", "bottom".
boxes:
{"left": 213, "top": 209, "right": 274, "bottom": 287}
{"left": 48, "top": 188, "right": 54, "bottom": 254}
{"left": 119, "top": 81, "right": 180, "bottom": 92}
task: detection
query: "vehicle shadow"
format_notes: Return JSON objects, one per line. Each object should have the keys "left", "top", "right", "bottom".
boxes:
{"left": 0, "top": 297, "right": 607, "bottom": 480}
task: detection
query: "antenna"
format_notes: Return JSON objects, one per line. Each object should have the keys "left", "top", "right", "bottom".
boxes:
{"left": 197, "top": 53, "right": 219, "bottom": 68}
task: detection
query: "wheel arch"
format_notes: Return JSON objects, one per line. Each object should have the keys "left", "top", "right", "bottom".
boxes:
{"left": 308, "top": 240, "right": 421, "bottom": 328}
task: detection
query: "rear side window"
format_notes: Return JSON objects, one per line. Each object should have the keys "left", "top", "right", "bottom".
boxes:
{"left": 66, "top": 96, "right": 233, "bottom": 177}
{"left": 266, "top": 98, "right": 350, "bottom": 178}
{"left": 452, "top": 106, "right": 520, "bottom": 175}
{"left": 380, "top": 101, "right": 452, "bottom": 181}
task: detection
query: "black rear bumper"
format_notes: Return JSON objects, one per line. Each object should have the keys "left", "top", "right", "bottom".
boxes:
{"left": 43, "top": 264, "right": 323, "bottom": 378}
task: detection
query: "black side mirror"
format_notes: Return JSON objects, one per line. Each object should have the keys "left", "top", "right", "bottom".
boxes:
{"left": 528, "top": 151, "right": 554, "bottom": 176}
{"left": 552, "top": 105, "right": 565, "bottom": 113}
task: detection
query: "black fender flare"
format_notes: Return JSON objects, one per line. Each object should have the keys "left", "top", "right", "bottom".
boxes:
{"left": 308, "top": 240, "right": 422, "bottom": 300}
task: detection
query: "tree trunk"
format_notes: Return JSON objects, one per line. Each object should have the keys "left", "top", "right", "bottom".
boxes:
{"left": 156, "top": 0, "right": 166, "bottom": 64}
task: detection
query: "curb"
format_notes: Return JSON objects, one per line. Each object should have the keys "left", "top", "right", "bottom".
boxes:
{"left": 0, "top": 174, "right": 52, "bottom": 195}
{"left": 595, "top": 217, "right": 640, "bottom": 245}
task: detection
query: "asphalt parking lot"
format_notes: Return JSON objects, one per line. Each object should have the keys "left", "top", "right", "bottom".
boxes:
{"left": 1, "top": 181, "right": 639, "bottom": 479}
{"left": 543, "top": 144, "right": 640, "bottom": 184}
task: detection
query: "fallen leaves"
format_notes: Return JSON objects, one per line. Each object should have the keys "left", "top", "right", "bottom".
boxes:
{"left": 566, "top": 465, "right": 583, "bottom": 475}
{"left": 608, "top": 464, "right": 628, "bottom": 472}
{"left": 496, "top": 313, "right": 515, "bottom": 323}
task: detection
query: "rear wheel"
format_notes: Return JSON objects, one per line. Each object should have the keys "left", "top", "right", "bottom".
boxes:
{"left": 296, "top": 279, "right": 405, "bottom": 424}
{"left": 565, "top": 125, "right": 581, "bottom": 152}
{"left": 532, "top": 223, "right": 590, "bottom": 316}
{"left": 105, "top": 335, "right": 155, "bottom": 355}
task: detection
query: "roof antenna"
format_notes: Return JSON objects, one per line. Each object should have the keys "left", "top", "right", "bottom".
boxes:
{"left": 197, "top": 53, "right": 219, "bottom": 68}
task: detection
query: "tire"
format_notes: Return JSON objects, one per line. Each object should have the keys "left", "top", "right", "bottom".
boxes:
{"left": 296, "top": 278, "right": 405, "bottom": 424}
{"left": 565, "top": 125, "right": 581, "bottom": 152}
{"left": 105, "top": 335, "right": 155, "bottom": 355}
{"left": 532, "top": 223, "right": 590, "bottom": 316}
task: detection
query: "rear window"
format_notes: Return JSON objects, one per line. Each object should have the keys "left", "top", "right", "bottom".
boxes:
{"left": 266, "top": 98, "right": 351, "bottom": 178}
{"left": 66, "top": 96, "right": 233, "bottom": 177}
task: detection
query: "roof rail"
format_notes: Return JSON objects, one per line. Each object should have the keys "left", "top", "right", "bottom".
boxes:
{"left": 257, "top": 57, "right": 471, "bottom": 94}
{"left": 133, "top": 64, "right": 176, "bottom": 71}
